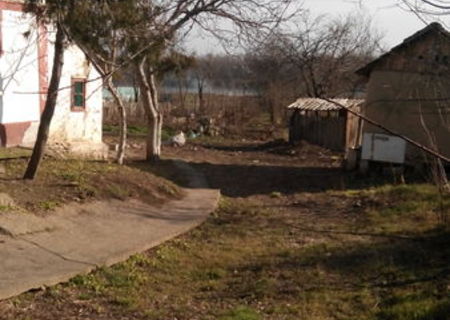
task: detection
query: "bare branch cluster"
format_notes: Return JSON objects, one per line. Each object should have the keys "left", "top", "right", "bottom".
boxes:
{"left": 246, "top": 12, "right": 382, "bottom": 99}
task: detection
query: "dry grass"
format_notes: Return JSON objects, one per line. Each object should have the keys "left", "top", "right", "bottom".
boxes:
{"left": 0, "top": 148, "right": 182, "bottom": 215}
{"left": 0, "top": 141, "right": 448, "bottom": 319}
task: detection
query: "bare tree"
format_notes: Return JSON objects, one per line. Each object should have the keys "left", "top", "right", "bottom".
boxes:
{"left": 244, "top": 12, "right": 381, "bottom": 125}
{"left": 27, "top": 0, "right": 298, "bottom": 166}
{"left": 192, "top": 55, "right": 214, "bottom": 114}
{"left": 24, "top": 1, "right": 145, "bottom": 169}
{"left": 24, "top": 23, "right": 65, "bottom": 179}
{"left": 244, "top": 39, "right": 294, "bottom": 125}
{"left": 399, "top": 0, "right": 450, "bottom": 20}
{"left": 129, "top": 0, "right": 298, "bottom": 161}
{"left": 278, "top": 13, "right": 381, "bottom": 98}
{"left": 60, "top": 1, "right": 147, "bottom": 165}
{"left": 23, "top": 1, "right": 70, "bottom": 179}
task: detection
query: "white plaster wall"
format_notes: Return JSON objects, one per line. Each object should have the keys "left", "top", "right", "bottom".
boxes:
{"left": 0, "top": 10, "right": 40, "bottom": 124}
{"left": 0, "top": 10, "right": 104, "bottom": 150}
{"left": 48, "top": 42, "right": 103, "bottom": 144}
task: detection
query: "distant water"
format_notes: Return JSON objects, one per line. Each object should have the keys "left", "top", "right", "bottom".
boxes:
{"left": 103, "top": 86, "right": 258, "bottom": 100}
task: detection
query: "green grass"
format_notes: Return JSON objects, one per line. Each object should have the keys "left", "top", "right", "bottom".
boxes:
{"left": 0, "top": 147, "right": 31, "bottom": 160}
{"left": 331, "top": 183, "right": 450, "bottom": 234}
{"left": 219, "top": 306, "right": 262, "bottom": 320}
{"left": 377, "top": 293, "right": 450, "bottom": 320}
{"left": 38, "top": 200, "right": 60, "bottom": 211}
{"left": 0, "top": 157, "right": 182, "bottom": 214}
{"left": 103, "top": 124, "right": 175, "bottom": 141}
{"left": 3, "top": 184, "right": 449, "bottom": 319}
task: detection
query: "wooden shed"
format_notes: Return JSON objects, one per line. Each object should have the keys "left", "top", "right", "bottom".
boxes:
{"left": 288, "top": 98, "right": 363, "bottom": 152}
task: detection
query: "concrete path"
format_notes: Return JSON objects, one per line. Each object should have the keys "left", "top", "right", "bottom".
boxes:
{"left": 0, "top": 163, "right": 220, "bottom": 301}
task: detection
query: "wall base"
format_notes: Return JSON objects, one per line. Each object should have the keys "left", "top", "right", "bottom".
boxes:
{"left": 0, "top": 122, "right": 32, "bottom": 147}
{"left": 47, "top": 141, "right": 109, "bottom": 160}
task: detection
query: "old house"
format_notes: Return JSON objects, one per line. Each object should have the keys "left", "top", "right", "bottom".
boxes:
{"left": 357, "top": 22, "right": 450, "bottom": 166}
{"left": 288, "top": 98, "right": 363, "bottom": 152}
{"left": 0, "top": 0, "right": 107, "bottom": 158}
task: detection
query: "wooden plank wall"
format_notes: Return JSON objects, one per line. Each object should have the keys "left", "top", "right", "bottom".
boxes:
{"left": 289, "top": 110, "right": 347, "bottom": 151}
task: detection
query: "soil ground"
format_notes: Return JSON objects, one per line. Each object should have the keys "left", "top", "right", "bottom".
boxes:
{"left": 0, "top": 148, "right": 182, "bottom": 215}
{"left": 0, "top": 137, "right": 449, "bottom": 320}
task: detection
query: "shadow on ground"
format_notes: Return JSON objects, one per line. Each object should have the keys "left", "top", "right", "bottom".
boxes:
{"left": 137, "top": 158, "right": 412, "bottom": 198}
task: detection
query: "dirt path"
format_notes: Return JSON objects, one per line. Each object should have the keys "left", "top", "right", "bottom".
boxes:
{"left": 161, "top": 139, "right": 347, "bottom": 197}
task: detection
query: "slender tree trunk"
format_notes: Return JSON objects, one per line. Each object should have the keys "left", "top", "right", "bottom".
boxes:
{"left": 146, "top": 117, "right": 160, "bottom": 160}
{"left": 106, "top": 78, "right": 127, "bottom": 165}
{"left": 24, "top": 25, "right": 65, "bottom": 180}
{"left": 149, "top": 70, "right": 162, "bottom": 158}
{"left": 198, "top": 81, "right": 205, "bottom": 114}
{"left": 156, "top": 112, "right": 163, "bottom": 154}
{"left": 132, "top": 74, "right": 139, "bottom": 103}
{"left": 138, "top": 58, "right": 162, "bottom": 162}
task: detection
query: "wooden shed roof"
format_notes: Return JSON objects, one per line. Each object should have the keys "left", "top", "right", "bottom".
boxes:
{"left": 356, "top": 22, "right": 450, "bottom": 77}
{"left": 287, "top": 98, "right": 363, "bottom": 111}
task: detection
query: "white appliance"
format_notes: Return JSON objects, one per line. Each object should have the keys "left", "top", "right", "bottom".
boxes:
{"left": 361, "top": 133, "right": 406, "bottom": 164}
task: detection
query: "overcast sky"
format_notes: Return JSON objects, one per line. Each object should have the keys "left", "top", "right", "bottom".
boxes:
{"left": 187, "top": 0, "right": 439, "bottom": 54}
{"left": 305, "top": 0, "right": 426, "bottom": 45}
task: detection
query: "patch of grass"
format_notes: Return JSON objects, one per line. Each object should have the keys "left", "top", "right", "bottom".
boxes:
{"left": 106, "top": 184, "right": 132, "bottom": 200}
{"left": 0, "top": 147, "right": 31, "bottom": 160}
{"left": 0, "top": 205, "right": 15, "bottom": 212}
{"left": 103, "top": 124, "right": 147, "bottom": 136}
{"left": 38, "top": 200, "right": 60, "bottom": 211}
{"left": 0, "top": 158, "right": 182, "bottom": 214}
{"left": 161, "top": 127, "right": 176, "bottom": 141}
{"left": 219, "top": 306, "right": 261, "bottom": 320}
{"left": 269, "top": 191, "right": 282, "bottom": 199}
{"left": 333, "top": 183, "right": 450, "bottom": 233}
{"left": 377, "top": 292, "right": 450, "bottom": 320}
{"left": 2, "top": 180, "right": 449, "bottom": 320}
{"left": 103, "top": 124, "right": 175, "bottom": 140}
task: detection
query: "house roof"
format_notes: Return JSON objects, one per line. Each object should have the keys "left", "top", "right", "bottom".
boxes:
{"left": 356, "top": 22, "right": 450, "bottom": 76}
{"left": 287, "top": 98, "right": 363, "bottom": 111}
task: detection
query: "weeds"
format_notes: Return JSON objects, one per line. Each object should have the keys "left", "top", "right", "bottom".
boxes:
{"left": 38, "top": 200, "right": 60, "bottom": 211}
{"left": 2, "top": 177, "right": 449, "bottom": 319}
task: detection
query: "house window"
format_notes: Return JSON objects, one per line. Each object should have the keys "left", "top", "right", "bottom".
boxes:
{"left": 71, "top": 78, "right": 86, "bottom": 111}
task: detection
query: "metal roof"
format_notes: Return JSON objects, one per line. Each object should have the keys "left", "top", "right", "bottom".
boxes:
{"left": 287, "top": 98, "right": 363, "bottom": 111}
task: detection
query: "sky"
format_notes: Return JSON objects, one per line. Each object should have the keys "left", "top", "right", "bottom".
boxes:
{"left": 187, "top": 0, "right": 439, "bottom": 54}
{"left": 304, "top": 0, "right": 425, "bottom": 46}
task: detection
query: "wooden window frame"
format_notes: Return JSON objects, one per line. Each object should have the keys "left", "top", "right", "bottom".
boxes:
{"left": 71, "top": 78, "right": 87, "bottom": 112}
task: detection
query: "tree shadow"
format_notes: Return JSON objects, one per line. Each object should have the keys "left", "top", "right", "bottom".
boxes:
{"left": 217, "top": 227, "right": 450, "bottom": 319}
{"left": 200, "top": 139, "right": 339, "bottom": 157}
{"left": 300, "top": 230, "right": 450, "bottom": 287}
{"left": 135, "top": 157, "right": 415, "bottom": 197}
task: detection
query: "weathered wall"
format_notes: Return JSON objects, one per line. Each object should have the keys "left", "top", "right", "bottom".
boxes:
{"left": 0, "top": 10, "right": 40, "bottom": 127}
{"left": 289, "top": 110, "right": 347, "bottom": 151}
{"left": 46, "top": 44, "right": 103, "bottom": 145}
{"left": 0, "top": 4, "right": 105, "bottom": 157}
{"left": 345, "top": 106, "right": 362, "bottom": 149}
{"left": 364, "top": 70, "right": 450, "bottom": 162}
{"left": 363, "top": 31, "right": 450, "bottom": 162}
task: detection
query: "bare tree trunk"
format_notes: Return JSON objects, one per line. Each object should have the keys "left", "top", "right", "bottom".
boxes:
{"left": 138, "top": 58, "right": 162, "bottom": 161}
{"left": 198, "top": 79, "right": 205, "bottom": 114}
{"left": 24, "top": 25, "right": 65, "bottom": 180}
{"left": 156, "top": 112, "right": 163, "bottom": 154}
{"left": 146, "top": 116, "right": 161, "bottom": 160}
{"left": 149, "top": 71, "right": 162, "bottom": 158}
{"left": 106, "top": 78, "right": 127, "bottom": 165}
{"left": 132, "top": 73, "right": 139, "bottom": 103}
